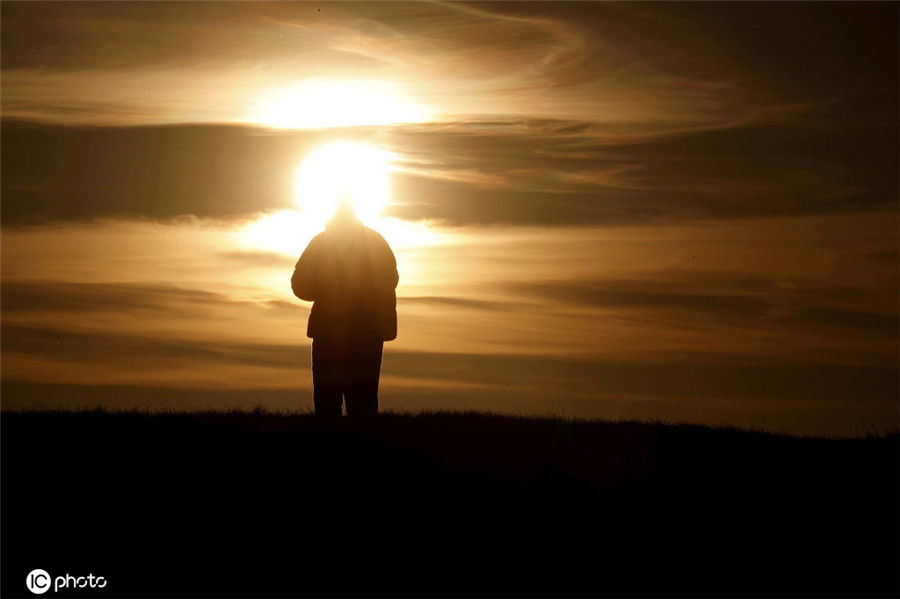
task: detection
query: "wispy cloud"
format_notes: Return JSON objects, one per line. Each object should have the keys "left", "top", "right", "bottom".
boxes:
{"left": 3, "top": 2, "right": 893, "bottom": 130}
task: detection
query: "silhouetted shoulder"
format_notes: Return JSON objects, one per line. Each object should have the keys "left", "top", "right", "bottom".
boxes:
{"left": 352, "top": 226, "right": 395, "bottom": 263}
{"left": 307, "top": 230, "right": 331, "bottom": 250}
{"left": 363, "top": 226, "right": 393, "bottom": 250}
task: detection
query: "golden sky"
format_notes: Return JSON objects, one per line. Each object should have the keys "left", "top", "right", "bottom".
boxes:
{"left": 1, "top": 2, "right": 897, "bottom": 435}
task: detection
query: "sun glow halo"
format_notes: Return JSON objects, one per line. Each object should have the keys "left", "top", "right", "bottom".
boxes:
{"left": 251, "top": 80, "right": 430, "bottom": 129}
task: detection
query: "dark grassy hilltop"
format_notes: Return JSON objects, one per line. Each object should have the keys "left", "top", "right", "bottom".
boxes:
{"left": 2, "top": 410, "right": 897, "bottom": 597}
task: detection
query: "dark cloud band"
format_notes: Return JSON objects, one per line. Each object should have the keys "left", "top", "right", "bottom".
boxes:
{"left": 2, "top": 119, "right": 895, "bottom": 225}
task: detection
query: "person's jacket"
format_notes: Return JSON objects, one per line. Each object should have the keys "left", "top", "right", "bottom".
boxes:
{"left": 291, "top": 222, "right": 398, "bottom": 341}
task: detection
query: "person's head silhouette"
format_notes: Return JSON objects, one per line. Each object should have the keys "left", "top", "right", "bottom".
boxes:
{"left": 327, "top": 197, "right": 361, "bottom": 230}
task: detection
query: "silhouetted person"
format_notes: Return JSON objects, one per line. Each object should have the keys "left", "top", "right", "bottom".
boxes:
{"left": 291, "top": 202, "right": 398, "bottom": 417}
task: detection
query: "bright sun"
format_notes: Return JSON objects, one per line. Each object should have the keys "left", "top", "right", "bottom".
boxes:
{"left": 295, "top": 141, "right": 394, "bottom": 228}
{"left": 238, "top": 138, "right": 441, "bottom": 273}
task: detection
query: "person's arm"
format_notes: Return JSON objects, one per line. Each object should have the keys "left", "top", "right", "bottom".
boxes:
{"left": 382, "top": 237, "right": 399, "bottom": 290}
{"left": 291, "top": 238, "right": 319, "bottom": 301}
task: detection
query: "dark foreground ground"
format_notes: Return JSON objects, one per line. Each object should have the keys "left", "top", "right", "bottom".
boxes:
{"left": 2, "top": 411, "right": 898, "bottom": 598}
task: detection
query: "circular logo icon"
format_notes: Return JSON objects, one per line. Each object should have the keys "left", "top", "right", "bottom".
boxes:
{"left": 26, "top": 569, "right": 51, "bottom": 595}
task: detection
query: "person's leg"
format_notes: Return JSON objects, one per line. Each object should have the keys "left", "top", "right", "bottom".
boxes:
{"left": 344, "top": 338, "right": 383, "bottom": 418}
{"left": 313, "top": 385, "right": 342, "bottom": 417}
{"left": 311, "top": 337, "right": 344, "bottom": 417}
